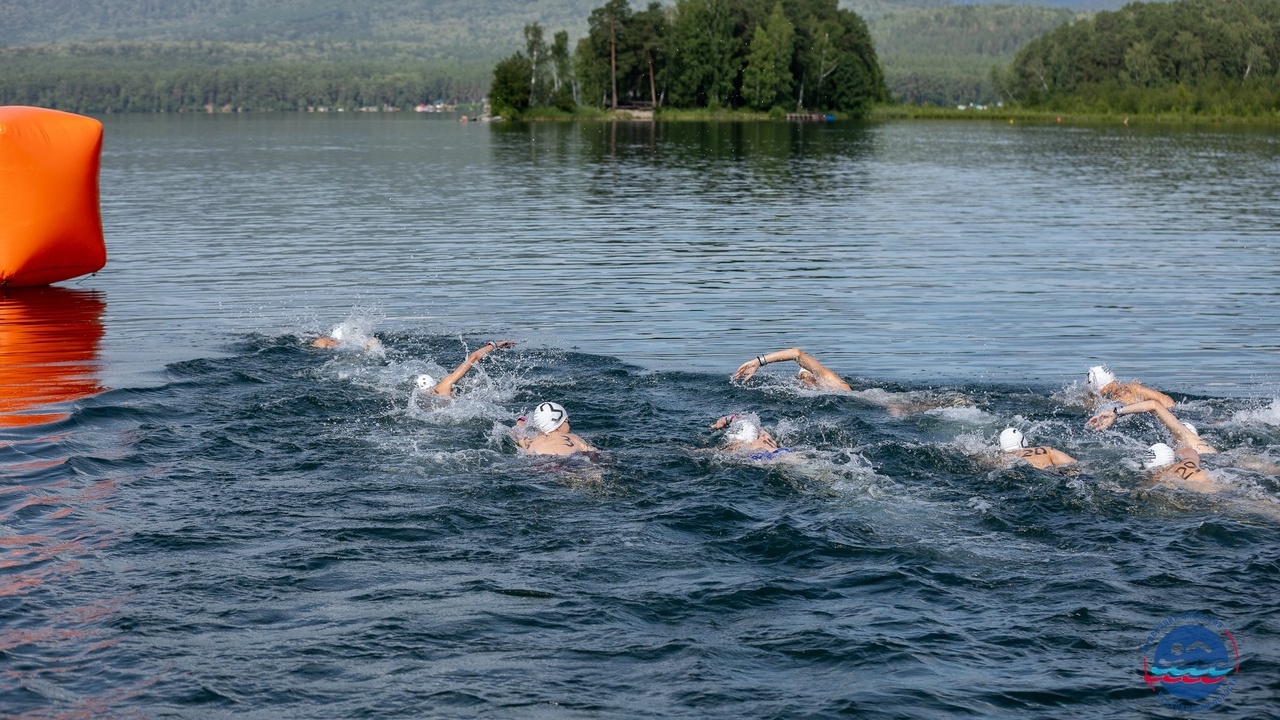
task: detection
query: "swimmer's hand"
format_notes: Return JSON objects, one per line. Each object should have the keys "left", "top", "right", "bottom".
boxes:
{"left": 471, "top": 339, "right": 516, "bottom": 361}
{"left": 732, "top": 360, "right": 761, "bottom": 383}
{"left": 1086, "top": 409, "right": 1117, "bottom": 431}
{"left": 710, "top": 415, "right": 733, "bottom": 430}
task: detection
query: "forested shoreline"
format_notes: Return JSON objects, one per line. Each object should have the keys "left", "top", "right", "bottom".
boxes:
{"left": 1002, "top": 0, "right": 1280, "bottom": 117}
{"left": 1, "top": 0, "right": 1277, "bottom": 119}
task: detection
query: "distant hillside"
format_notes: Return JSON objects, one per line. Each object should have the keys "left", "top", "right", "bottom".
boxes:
{"left": 3, "top": 0, "right": 1148, "bottom": 51}
{"left": 0, "top": 0, "right": 598, "bottom": 59}
{"left": 869, "top": 4, "right": 1081, "bottom": 104}
{"left": 847, "top": 0, "right": 1143, "bottom": 19}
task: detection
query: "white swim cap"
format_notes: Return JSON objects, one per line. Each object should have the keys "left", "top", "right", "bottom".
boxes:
{"left": 726, "top": 417, "right": 760, "bottom": 443}
{"left": 1087, "top": 365, "right": 1116, "bottom": 392}
{"left": 415, "top": 374, "right": 437, "bottom": 391}
{"left": 531, "top": 402, "right": 568, "bottom": 433}
{"left": 1182, "top": 421, "right": 1198, "bottom": 435}
{"left": 1145, "top": 442, "right": 1176, "bottom": 469}
{"left": 999, "top": 428, "right": 1026, "bottom": 453}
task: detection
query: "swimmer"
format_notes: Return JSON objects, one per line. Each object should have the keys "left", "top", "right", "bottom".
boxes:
{"left": 1143, "top": 442, "right": 1222, "bottom": 494}
{"left": 733, "top": 348, "right": 852, "bottom": 391}
{"left": 415, "top": 340, "right": 515, "bottom": 398}
{"left": 732, "top": 347, "right": 961, "bottom": 416}
{"left": 709, "top": 414, "right": 792, "bottom": 460}
{"left": 514, "top": 402, "right": 597, "bottom": 456}
{"left": 1086, "top": 399, "right": 1216, "bottom": 455}
{"left": 311, "top": 324, "right": 382, "bottom": 351}
{"left": 1086, "top": 365, "right": 1174, "bottom": 408}
{"left": 999, "top": 428, "right": 1077, "bottom": 470}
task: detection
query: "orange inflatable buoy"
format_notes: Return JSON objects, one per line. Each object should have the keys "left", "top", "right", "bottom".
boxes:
{"left": 0, "top": 106, "right": 106, "bottom": 287}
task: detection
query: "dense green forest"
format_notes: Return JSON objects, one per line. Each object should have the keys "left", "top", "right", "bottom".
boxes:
{"left": 869, "top": 4, "right": 1078, "bottom": 104}
{"left": 490, "top": 0, "right": 887, "bottom": 117}
{"left": 1002, "top": 0, "right": 1280, "bottom": 116}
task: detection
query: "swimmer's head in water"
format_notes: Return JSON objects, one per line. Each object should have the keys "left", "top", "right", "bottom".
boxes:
{"left": 1182, "top": 421, "right": 1198, "bottom": 435}
{"left": 1087, "top": 365, "right": 1116, "bottom": 392}
{"left": 331, "top": 325, "right": 347, "bottom": 342}
{"left": 1145, "top": 442, "right": 1176, "bottom": 470}
{"left": 999, "top": 428, "right": 1026, "bottom": 453}
{"left": 531, "top": 402, "right": 568, "bottom": 433}
{"left": 415, "top": 374, "right": 437, "bottom": 391}
{"left": 797, "top": 368, "right": 818, "bottom": 387}
{"left": 726, "top": 417, "right": 760, "bottom": 444}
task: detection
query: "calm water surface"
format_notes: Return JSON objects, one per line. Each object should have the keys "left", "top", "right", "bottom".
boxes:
{"left": 1, "top": 115, "right": 1278, "bottom": 718}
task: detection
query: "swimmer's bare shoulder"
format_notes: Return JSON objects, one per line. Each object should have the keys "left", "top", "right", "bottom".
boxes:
{"left": 523, "top": 432, "right": 597, "bottom": 456}
{"left": 1012, "top": 446, "right": 1078, "bottom": 470}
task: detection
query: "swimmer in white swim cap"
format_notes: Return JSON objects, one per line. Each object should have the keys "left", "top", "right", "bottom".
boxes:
{"left": 999, "top": 427, "right": 1026, "bottom": 453}
{"left": 1086, "top": 366, "right": 1116, "bottom": 393}
{"left": 1145, "top": 442, "right": 1176, "bottom": 470}
{"left": 726, "top": 417, "right": 760, "bottom": 444}
{"left": 416, "top": 340, "right": 515, "bottom": 399}
{"left": 531, "top": 401, "right": 568, "bottom": 433}
{"left": 999, "top": 427, "right": 1077, "bottom": 470}
{"left": 514, "top": 401, "right": 597, "bottom": 456}
{"left": 1143, "top": 442, "right": 1221, "bottom": 493}
{"left": 312, "top": 323, "right": 382, "bottom": 351}
{"left": 1084, "top": 365, "right": 1174, "bottom": 409}
{"left": 709, "top": 413, "right": 788, "bottom": 459}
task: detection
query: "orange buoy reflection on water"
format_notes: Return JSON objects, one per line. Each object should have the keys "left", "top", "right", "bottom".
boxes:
{"left": 0, "top": 287, "right": 105, "bottom": 427}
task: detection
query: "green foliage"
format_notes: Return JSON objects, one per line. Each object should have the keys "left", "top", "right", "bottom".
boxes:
{"left": 563, "top": 0, "right": 885, "bottom": 115}
{"left": 490, "top": 52, "right": 533, "bottom": 117}
{"left": 1002, "top": 0, "right": 1280, "bottom": 116}
{"left": 743, "top": 3, "right": 796, "bottom": 110}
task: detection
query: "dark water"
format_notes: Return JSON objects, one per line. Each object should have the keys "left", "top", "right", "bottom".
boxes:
{"left": 2, "top": 116, "right": 1279, "bottom": 718}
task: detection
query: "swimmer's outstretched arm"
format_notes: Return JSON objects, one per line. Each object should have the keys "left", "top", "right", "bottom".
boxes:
{"left": 731, "top": 348, "right": 852, "bottom": 391}
{"left": 1087, "top": 400, "right": 1215, "bottom": 453}
{"left": 1087, "top": 399, "right": 1165, "bottom": 431}
{"left": 429, "top": 340, "right": 515, "bottom": 396}
{"left": 1108, "top": 381, "right": 1175, "bottom": 409}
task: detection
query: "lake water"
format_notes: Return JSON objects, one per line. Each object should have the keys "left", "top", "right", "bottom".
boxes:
{"left": 2, "top": 114, "right": 1278, "bottom": 718}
